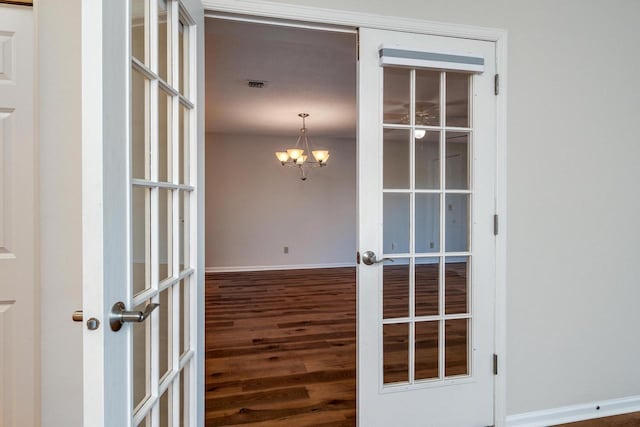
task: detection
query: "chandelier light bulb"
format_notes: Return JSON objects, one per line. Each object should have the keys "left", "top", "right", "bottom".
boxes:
{"left": 275, "top": 152, "right": 289, "bottom": 163}
{"left": 415, "top": 129, "right": 426, "bottom": 139}
{"left": 312, "top": 150, "right": 329, "bottom": 162}
{"left": 287, "top": 148, "right": 304, "bottom": 160}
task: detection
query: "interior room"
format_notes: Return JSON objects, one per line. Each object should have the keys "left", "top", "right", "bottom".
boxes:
{"left": 204, "top": 17, "right": 358, "bottom": 425}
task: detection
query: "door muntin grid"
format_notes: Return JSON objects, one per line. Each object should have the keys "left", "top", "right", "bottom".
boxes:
{"left": 381, "top": 67, "right": 473, "bottom": 389}
{"left": 129, "top": 0, "right": 197, "bottom": 425}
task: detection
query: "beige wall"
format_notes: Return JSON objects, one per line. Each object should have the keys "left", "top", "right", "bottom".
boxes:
{"left": 263, "top": 0, "right": 640, "bottom": 415}
{"left": 206, "top": 132, "right": 357, "bottom": 269}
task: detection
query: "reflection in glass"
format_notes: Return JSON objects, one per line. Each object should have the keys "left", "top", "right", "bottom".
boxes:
{"left": 446, "top": 132, "right": 469, "bottom": 190}
{"left": 445, "top": 319, "right": 469, "bottom": 377}
{"left": 383, "top": 259, "right": 409, "bottom": 319}
{"left": 131, "top": 67, "right": 148, "bottom": 179}
{"left": 445, "top": 194, "right": 469, "bottom": 252}
{"left": 133, "top": 301, "right": 150, "bottom": 410}
{"left": 383, "top": 193, "right": 410, "bottom": 254}
{"left": 446, "top": 73, "right": 470, "bottom": 128}
{"left": 383, "top": 323, "right": 409, "bottom": 384}
{"left": 415, "top": 70, "right": 440, "bottom": 126}
{"left": 415, "top": 258, "right": 439, "bottom": 317}
{"left": 445, "top": 256, "right": 469, "bottom": 315}
{"left": 383, "top": 129, "right": 410, "bottom": 189}
{"left": 132, "top": 186, "right": 150, "bottom": 295}
{"left": 415, "top": 193, "right": 440, "bottom": 254}
{"left": 383, "top": 67, "right": 410, "bottom": 124}
{"left": 415, "top": 131, "right": 440, "bottom": 189}
{"left": 415, "top": 321, "right": 439, "bottom": 380}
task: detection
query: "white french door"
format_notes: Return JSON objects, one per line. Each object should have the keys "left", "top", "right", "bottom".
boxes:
{"left": 358, "top": 28, "right": 497, "bottom": 426}
{"left": 81, "top": 0, "right": 203, "bottom": 426}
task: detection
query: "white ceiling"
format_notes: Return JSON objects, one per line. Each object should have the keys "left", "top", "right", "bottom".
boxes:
{"left": 205, "top": 18, "right": 357, "bottom": 138}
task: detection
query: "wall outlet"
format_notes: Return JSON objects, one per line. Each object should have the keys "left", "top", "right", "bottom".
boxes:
{"left": 429, "top": 242, "right": 435, "bottom": 249}
{"left": 283, "top": 246, "right": 289, "bottom": 254}
{"left": 391, "top": 242, "right": 396, "bottom": 250}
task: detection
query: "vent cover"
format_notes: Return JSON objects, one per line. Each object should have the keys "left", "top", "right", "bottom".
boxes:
{"left": 247, "top": 80, "right": 267, "bottom": 88}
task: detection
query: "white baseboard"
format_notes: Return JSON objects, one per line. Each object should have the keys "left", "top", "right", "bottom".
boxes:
{"left": 205, "top": 262, "right": 356, "bottom": 273}
{"left": 506, "top": 395, "right": 640, "bottom": 427}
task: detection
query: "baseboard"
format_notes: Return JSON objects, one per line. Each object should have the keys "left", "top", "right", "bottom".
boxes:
{"left": 205, "top": 262, "right": 356, "bottom": 273}
{"left": 506, "top": 395, "right": 640, "bottom": 426}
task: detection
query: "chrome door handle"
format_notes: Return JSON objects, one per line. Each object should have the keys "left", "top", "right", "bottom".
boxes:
{"left": 361, "top": 250, "right": 394, "bottom": 266}
{"left": 110, "top": 301, "right": 159, "bottom": 332}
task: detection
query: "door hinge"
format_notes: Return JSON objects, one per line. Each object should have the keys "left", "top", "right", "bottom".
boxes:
{"left": 493, "top": 353, "right": 498, "bottom": 375}
{"left": 356, "top": 28, "right": 360, "bottom": 61}
{"left": 494, "top": 74, "right": 499, "bottom": 95}
{"left": 493, "top": 214, "right": 499, "bottom": 236}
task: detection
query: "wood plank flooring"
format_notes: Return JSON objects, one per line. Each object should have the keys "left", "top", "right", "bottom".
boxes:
{"left": 205, "top": 267, "right": 637, "bottom": 427}
{"left": 205, "top": 268, "right": 357, "bottom": 426}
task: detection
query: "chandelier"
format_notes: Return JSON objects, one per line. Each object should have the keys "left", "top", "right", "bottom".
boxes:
{"left": 274, "top": 113, "right": 329, "bottom": 181}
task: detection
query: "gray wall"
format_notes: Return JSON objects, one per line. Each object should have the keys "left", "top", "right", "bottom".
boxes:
{"left": 263, "top": 0, "right": 640, "bottom": 416}
{"left": 205, "top": 132, "right": 357, "bottom": 269}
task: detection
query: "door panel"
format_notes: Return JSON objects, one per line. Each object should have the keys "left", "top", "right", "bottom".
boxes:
{"left": 0, "top": 5, "right": 36, "bottom": 427}
{"left": 82, "top": 0, "right": 203, "bottom": 425}
{"left": 358, "top": 27, "right": 496, "bottom": 426}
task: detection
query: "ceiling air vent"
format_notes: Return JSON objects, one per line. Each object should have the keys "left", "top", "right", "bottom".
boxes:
{"left": 247, "top": 80, "right": 267, "bottom": 89}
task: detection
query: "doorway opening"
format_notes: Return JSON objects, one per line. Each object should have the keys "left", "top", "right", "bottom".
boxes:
{"left": 204, "top": 16, "right": 358, "bottom": 425}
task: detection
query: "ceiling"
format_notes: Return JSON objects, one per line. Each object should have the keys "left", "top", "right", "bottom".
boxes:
{"left": 205, "top": 18, "right": 357, "bottom": 138}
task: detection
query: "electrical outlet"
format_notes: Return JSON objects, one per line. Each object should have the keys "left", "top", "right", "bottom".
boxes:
{"left": 284, "top": 246, "right": 289, "bottom": 254}
{"left": 391, "top": 242, "right": 396, "bottom": 250}
{"left": 429, "top": 242, "right": 434, "bottom": 249}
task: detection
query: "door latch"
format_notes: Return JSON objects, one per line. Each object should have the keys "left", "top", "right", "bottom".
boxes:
{"left": 110, "top": 301, "right": 159, "bottom": 332}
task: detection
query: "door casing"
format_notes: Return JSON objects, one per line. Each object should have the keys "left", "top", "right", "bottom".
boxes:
{"left": 201, "top": 0, "right": 508, "bottom": 424}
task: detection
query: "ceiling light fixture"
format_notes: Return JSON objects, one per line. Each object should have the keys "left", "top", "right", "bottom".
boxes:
{"left": 415, "top": 129, "right": 426, "bottom": 139}
{"left": 275, "top": 113, "right": 329, "bottom": 181}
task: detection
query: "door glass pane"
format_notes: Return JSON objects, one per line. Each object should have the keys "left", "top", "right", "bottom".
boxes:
{"left": 159, "top": 288, "right": 171, "bottom": 380}
{"left": 446, "top": 73, "right": 470, "bottom": 128}
{"left": 178, "top": 21, "right": 188, "bottom": 96}
{"left": 445, "top": 132, "right": 469, "bottom": 190}
{"left": 158, "top": 0, "right": 170, "bottom": 82}
{"left": 383, "top": 129, "right": 410, "bottom": 189}
{"left": 159, "top": 387, "right": 169, "bottom": 427}
{"left": 131, "top": 0, "right": 147, "bottom": 64}
{"left": 158, "top": 89, "right": 171, "bottom": 183}
{"left": 383, "top": 67, "right": 410, "bottom": 124}
{"left": 415, "top": 131, "right": 440, "bottom": 189}
{"left": 178, "top": 104, "right": 189, "bottom": 185}
{"left": 133, "top": 300, "right": 150, "bottom": 410}
{"left": 445, "top": 194, "right": 469, "bottom": 252}
{"left": 445, "top": 256, "right": 469, "bottom": 315}
{"left": 180, "top": 278, "right": 190, "bottom": 355}
{"left": 415, "top": 193, "right": 440, "bottom": 254}
{"left": 445, "top": 318, "right": 469, "bottom": 377}
{"left": 132, "top": 186, "right": 150, "bottom": 295}
{"left": 383, "top": 259, "right": 409, "bottom": 319}
{"left": 415, "top": 258, "right": 439, "bottom": 317}
{"left": 415, "top": 69, "right": 440, "bottom": 126}
{"left": 180, "top": 365, "right": 189, "bottom": 426}
{"left": 179, "top": 191, "right": 189, "bottom": 271}
{"left": 383, "top": 323, "right": 409, "bottom": 384}
{"left": 158, "top": 188, "right": 171, "bottom": 282}
{"left": 415, "top": 321, "right": 439, "bottom": 380}
{"left": 131, "top": 67, "right": 149, "bottom": 180}
{"left": 383, "top": 193, "right": 409, "bottom": 254}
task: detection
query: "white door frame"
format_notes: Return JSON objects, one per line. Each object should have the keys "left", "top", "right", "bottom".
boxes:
{"left": 201, "top": 0, "right": 508, "bottom": 424}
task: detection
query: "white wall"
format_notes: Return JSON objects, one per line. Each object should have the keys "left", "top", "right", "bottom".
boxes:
{"left": 205, "top": 132, "right": 356, "bottom": 269}
{"left": 263, "top": 0, "right": 640, "bottom": 416}
{"left": 37, "top": 0, "right": 84, "bottom": 426}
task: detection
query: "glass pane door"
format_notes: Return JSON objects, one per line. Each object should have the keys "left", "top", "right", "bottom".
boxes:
{"left": 129, "top": 0, "right": 196, "bottom": 425}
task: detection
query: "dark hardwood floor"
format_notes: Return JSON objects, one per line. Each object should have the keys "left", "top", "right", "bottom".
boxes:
{"left": 205, "top": 267, "right": 638, "bottom": 427}
{"left": 205, "top": 268, "right": 357, "bottom": 426}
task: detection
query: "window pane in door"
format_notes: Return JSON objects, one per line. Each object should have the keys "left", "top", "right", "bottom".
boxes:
{"left": 445, "top": 73, "right": 470, "bottom": 128}
{"left": 415, "top": 69, "right": 440, "bottom": 126}
{"left": 383, "top": 323, "right": 409, "bottom": 384}
{"left": 157, "top": 0, "right": 170, "bottom": 82}
{"left": 179, "top": 278, "right": 190, "bottom": 356}
{"left": 383, "top": 259, "right": 409, "bottom": 319}
{"left": 383, "top": 67, "right": 410, "bottom": 124}
{"left": 159, "top": 387, "right": 169, "bottom": 427}
{"left": 445, "top": 256, "right": 469, "bottom": 315}
{"left": 383, "top": 128, "right": 410, "bottom": 189}
{"left": 158, "top": 89, "right": 171, "bottom": 183}
{"left": 445, "top": 318, "right": 469, "bottom": 377}
{"left": 133, "top": 300, "right": 151, "bottom": 410}
{"left": 445, "top": 194, "right": 469, "bottom": 252}
{"left": 179, "top": 191, "right": 189, "bottom": 271}
{"left": 178, "top": 20, "right": 189, "bottom": 96}
{"left": 414, "top": 130, "right": 440, "bottom": 189}
{"left": 383, "top": 193, "right": 410, "bottom": 254}
{"left": 159, "top": 288, "right": 171, "bottom": 380}
{"left": 132, "top": 186, "right": 151, "bottom": 295}
{"left": 130, "top": 0, "right": 147, "bottom": 64}
{"left": 445, "top": 132, "right": 469, "bottom": 190}
{"left": 158, "top": 188, "right": 172, "bottom": 282}
{"left": 415, "top": 321, "right": 439, "bottom": 380}
{"left": 415, "top": 193, "right": 440, "bottom": 254}
{"left": 415, "top": 258, "right": 439, "bottom": 317}
{"left": 178, "top": 104, "right": 189, "bottom": 185}
{"left": 131, "top": 67, "right": 149, "bottom": 180}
